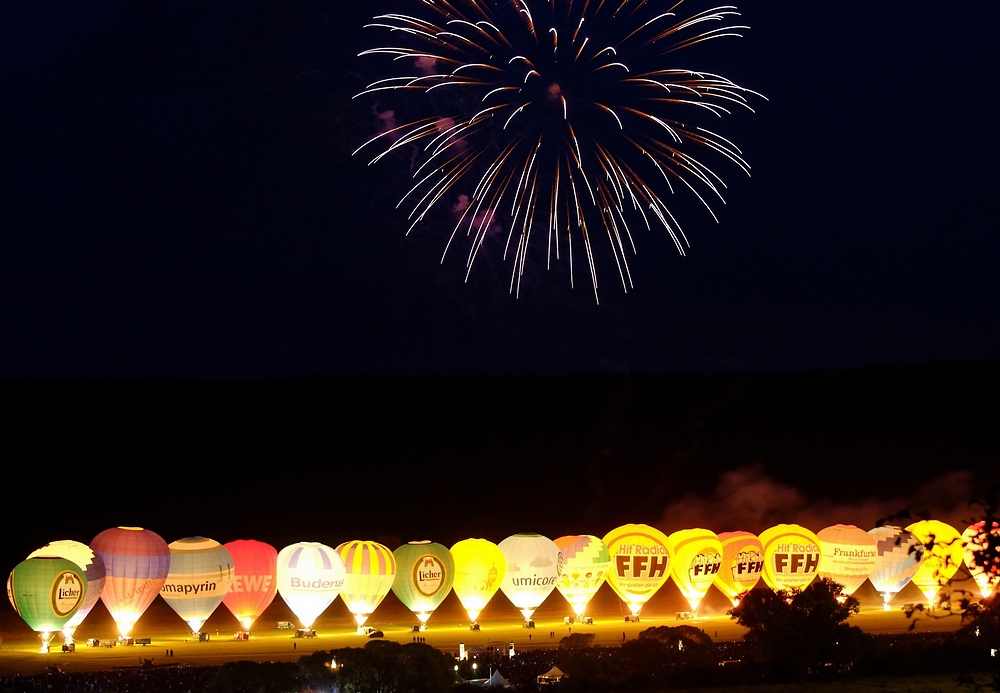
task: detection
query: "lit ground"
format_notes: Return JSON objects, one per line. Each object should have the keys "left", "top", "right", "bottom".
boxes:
{"left": 0, "top": 578, "right": 972, "bottom": 676}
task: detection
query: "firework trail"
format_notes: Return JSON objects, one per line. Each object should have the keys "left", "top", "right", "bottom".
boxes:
{"left": 355, "top": 0, "right": 762, "bottom": 301}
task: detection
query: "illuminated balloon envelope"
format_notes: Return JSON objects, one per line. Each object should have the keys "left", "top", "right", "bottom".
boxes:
{"left": 161, "top": 537, "right": 234, "bottom": 634}
{"left": 963, "top": 522, "right": 1000, "bottom": 598}
{"left": 816, "top": 524, "right": 878, "bottom": 596}
{"left": 223, "top": 539, "right": 278, "bottom": 631}
{"left": 276, "top": 542, "right": 345, "bottom": 629}
{"left": 906, "top": 520, "right": 964, "bottom": 602}
{"left": 7, "top": 557, "right": 87, "bottom": 653}
{"left": 716, "top": 532, "right": 764, "bottom": 605}
{"left": 450, "top": 538, "right": 506, "bottom": 624}
{"left": 91, "top": 526, "right": 171, "bottom": 637}
{"left": 391, "top": 541, "right": 455, "bottom": 625}
{"left": 759, "top": 524, "right": 821, "bottom": 592}
{"left": 867, "top": 525, "right": 923, "bottom": 609}
{"left": 27, "top": 540, "right": 106, "bottom": 641}
{"left": 498, "top": 533, "right": 562, "bottom": 622}
{"left": 668, "top": 528, "right": 723, "bottom": 613}
{"left": 553, "top": 535, "right": 610, "bottom": 619}
{"left": 603, "top": 523, "right": 672, "bottom": 617}
{"left": 336, "top": 540, "right": 396, "bottom": 628}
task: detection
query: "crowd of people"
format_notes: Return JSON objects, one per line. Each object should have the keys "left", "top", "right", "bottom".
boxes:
{"left": 0, "top": 665, "right": 217, "bottom": 693}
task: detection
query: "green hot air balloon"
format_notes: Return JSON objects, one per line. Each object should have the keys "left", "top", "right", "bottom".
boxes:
{"left": 392, "top": 541, "right": 455, "bottom": 628}
{"left": 7, "top": 557, "right": 87, "bottom": 653}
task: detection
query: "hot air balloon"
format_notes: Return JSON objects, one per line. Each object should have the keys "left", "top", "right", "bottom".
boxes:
{"left": 27, "top": 540, "right": 106, "bottom": 643}
{"left": 161, "top": 537, "right": 234, "bottom": 634}
{"left": 91, "top": 526, "right": 170, "bottom": 638}
{"left": 553, "top": 535, "right": 610, "bottom": 619}
{"left": 392, "top": 541, "right": 455, "bottom": 628}
{"left": 223, "top": 539, "right": 278, "bottom": 633}
{"left": 867, "top": 525, "right": 923, "bottom": 610}
{"left": 498, "top": 533, "right": 562, "bottom": 623}
{"left": 7, "top": 557, "right": 87, "bottom": 653}
{"left": 450, "top": 538, "right": 506, "bottom": 625}
{"left": 716, "top": 532, "right": 764, "bottom": 605}
{"left": 336, "top": 540, "right": 396, "bottom": 630}
{"left": 906, "top": 520, "right": 964, "bottom": 603}
{"left": 602, "top": 523, "right": 672, "bottom": 618}
{"left": 816, "top": 524, "right": 878, "bottom": 596}
{"left": 277, "top": 542, "right": 345, "bottom": 630}
{"left": 759, "top": 524, "right": 821, "bottom": 592}
{"left": 963, "top": 521, "right": 1000, "bottom": 598}
{"left": 668, "top": 528, "right": 723, "bottom": 613}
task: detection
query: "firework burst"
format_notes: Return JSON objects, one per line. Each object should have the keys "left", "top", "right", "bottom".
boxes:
{"left": 355, "top": 0, "right": 762, "bottom": 301}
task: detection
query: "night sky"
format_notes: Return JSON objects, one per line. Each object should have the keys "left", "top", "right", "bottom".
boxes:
{"left": 3, "top": 1, "right": 998, "bottom": 378}
{"left": 1, "top": 2, "right": 999, "bottom": 598}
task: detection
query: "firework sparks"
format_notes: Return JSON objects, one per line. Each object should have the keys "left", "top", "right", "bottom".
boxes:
{"left": 355, "top": 0, "right": 763, "bottom": 301}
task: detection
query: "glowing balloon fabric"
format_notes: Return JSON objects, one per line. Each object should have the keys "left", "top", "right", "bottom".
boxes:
{"left": 963, "top": 522, "right": 1000, "bottom": 598}
{"left": 816, "top": 524, "right": 878, "bottom": 595}
{"left": 603, "top": 524, "right": 672, "bottom": 616}
{"left": 498, "top": 533, "right": 562, "bottom": 621}
{"left": 906, "top": 520, "right": 964, "bottom": 601}
{"left": 759, "top": 524, "right": 820, "bottom": 591}
{"left": 392, "top": 541, "right": 455, "bottom": 624}
{"left": 668, "top": 529, "right": 723, "bottom": 612}
{"left": 867, "top": 526, "right": 923, "bottom": 607}
{"left": 27, "top": 540, "right": 105, "bottom": 636}
{"left": 553, "top": 535, "right": 610, "bottom": 618}
{"left": 336, "top": 540, "right": 396, "bottom": 627}
{"left": 161, "top": 537, "right": 234, "bottom": 633}
{"left": 223, "top": 539, "right": 278, "bottom": 631}
{"left": 8, "top": 557, "right": 87, "bottom": 647}
{"left": 450, "top": 538, "right": 505, "bottom": 624}
{"left": 91, "top": 527, "right": 171, "bottom": 637}
{"left": 716, "top": 532, "right": 764, "bottom": 604}
{"left": 277, "top": 542, "right": 345, "bottom": 629}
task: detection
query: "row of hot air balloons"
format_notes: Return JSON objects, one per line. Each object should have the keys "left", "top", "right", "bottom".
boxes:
{"left": 7, "top": 520, "right": 998, "bottom": 654}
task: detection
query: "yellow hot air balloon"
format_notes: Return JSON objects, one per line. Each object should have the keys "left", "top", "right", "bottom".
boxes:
{"left": 450, "top": 538, "right": 506, "bottom": 625}
{"left": 759, "top": 524, "right": 821, "bottom": 592}
{"left": 603, "top": 523, "right": 672, "bottom": 617}
{"left": 668, "top": 528, "right": 723, "bottom": 613}
{"left": 716, "top": 532, "right": 764, "bottom": 605}
{"left": 335, "top": 540, "right": 396, "bottom": 629}
{"left": 906, "top": 520, "right": 964, "bottom": 603}
{"left": 816, "top": 524, "right": 878, "bottom": 597}
{"left": 553, "top": 535, "right": 610, "bottom": 619}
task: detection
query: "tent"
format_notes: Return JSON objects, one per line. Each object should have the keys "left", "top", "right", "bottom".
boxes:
{"left": 482, "top": 670, "right": 511, "bottom": 688}
{"left": 536, "top": 666, "right": 567, "bottom": 686}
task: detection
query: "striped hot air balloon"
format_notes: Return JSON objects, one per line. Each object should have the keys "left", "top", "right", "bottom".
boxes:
{"left": 90, "top": 527, "right": 170, "bottom": 638}
{"left": 336, "top": 540, "right": 396, "bottom": 628}
{"left": 867, "top": 526, "right": 923, "bottom": 609}
{"left": 276, "top": 542, "right": 345, "bottom": 629}
{"left": 161, "top": 537, "right": 234, "bottom": 634}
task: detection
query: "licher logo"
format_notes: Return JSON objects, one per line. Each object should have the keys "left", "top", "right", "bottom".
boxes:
{"left": 51, "top": 571, "right": 84, "bottom": 618}
{"left": 414, "top": 555, "right": 445, "bottom": 597}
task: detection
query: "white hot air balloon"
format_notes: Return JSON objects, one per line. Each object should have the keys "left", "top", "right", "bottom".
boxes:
{"left": 276, "top": 542, "right": 346, "bottom": 630}
{"left": 498, "top": 533, "right": 562, "bottom": 623}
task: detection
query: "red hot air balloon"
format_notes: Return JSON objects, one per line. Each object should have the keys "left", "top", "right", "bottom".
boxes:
{"left": 223, "top": 539, "right": 279, "bottom": 633}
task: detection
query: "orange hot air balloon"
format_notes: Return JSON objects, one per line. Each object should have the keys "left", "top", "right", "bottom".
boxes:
{"left": 716, "top": 532, "right": 764, "bottom": 605}
{"left": 963, "top": 522, "right": 1000, "bottom": 598}
{"left": 603, "top": 523, "right": 672, "bottom": 617}
{"left": 817, "top": 524, "right": 878, "bottom": 596}
{"left": 759, "top": 524, "right": 821, "bottom": 592}
{"left": 906, "top": 520, "right": 964, "bottom": 602}
{"left": 668, "top": 528, "right": 723, "bottom": 613}
{"left": 223, "top": 540, "right": 278, "bottom": 632}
